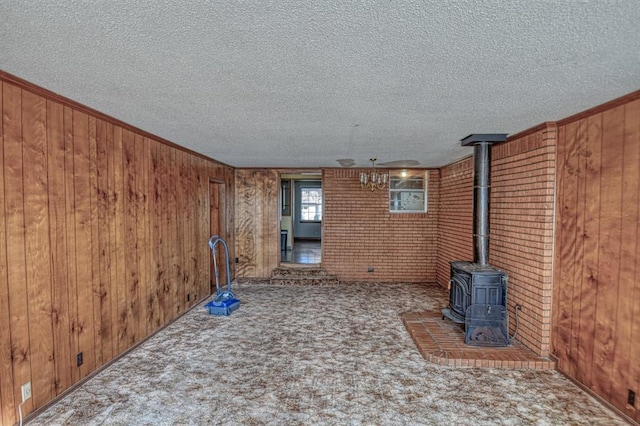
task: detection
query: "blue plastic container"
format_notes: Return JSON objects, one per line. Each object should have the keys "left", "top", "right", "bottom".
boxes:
{"left": 205, "top": 297, "right": 240, "bottom": 316}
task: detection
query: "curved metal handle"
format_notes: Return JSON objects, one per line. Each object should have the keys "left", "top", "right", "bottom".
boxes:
{"left": 208, "top": 235, "right": 232, "bottom": 295}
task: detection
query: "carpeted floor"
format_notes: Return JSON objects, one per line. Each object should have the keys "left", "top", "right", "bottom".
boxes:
{"left": 31, "top": 282, "right": 625, "bottom": 425}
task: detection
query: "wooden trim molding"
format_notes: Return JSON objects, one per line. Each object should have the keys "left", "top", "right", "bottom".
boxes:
{"left": 0, "top": 70, "right": 231, "bottom": 167}
{"left": 506, "top": 121, "right": 557, "bottom": 143}
{"left": 556, "top": 369, "right": 639, "bottom": 426}
{"left": 557, "top": 89, "right": 640, "bottom": 126}
{"left": 502, "top": 90, "right": 640, "bottom": 139}
{"left": 23, "top": 300, "right": 208, "bottom": 424}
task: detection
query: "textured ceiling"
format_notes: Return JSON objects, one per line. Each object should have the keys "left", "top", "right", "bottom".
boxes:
{"left": 1, "top": 1, "right": 639, "bottom": 168}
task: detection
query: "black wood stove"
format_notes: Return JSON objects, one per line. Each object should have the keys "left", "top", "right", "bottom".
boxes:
{"left": 441, "top": 134, "right": 510, "bottom": 347}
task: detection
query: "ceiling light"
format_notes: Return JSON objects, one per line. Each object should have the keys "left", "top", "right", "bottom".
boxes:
{"left": 360, "top": 158, "right": 388, "bottom": 192}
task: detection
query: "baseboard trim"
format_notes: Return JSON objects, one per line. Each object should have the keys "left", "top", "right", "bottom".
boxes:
{"left": 556, "top": 369, "right": 638, "bottom": 426}
{"left": 23, "top": 294, "right": 212, "bottom": 423}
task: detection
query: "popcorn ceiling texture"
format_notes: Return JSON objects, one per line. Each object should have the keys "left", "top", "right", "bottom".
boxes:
{"left": 30, "top": 283, "right": 626, "bottom": 425}
{"left": 1, "top": 1, "right": 639, "bottom": 168}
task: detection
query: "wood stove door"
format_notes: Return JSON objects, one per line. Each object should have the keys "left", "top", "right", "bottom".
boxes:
{"left": 450, "top": 273, "right": 470, "bottom": 319}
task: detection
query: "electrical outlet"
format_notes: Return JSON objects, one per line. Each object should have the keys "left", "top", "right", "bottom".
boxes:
{"left": 21, "top": 382, "right": 31, "bottom": 402}
{"left": 628, "top": 389, "right": 636, "bottom": 407}
{"left": 77, "top": 352, "right": 83, "bottom": 367}
{"left": 367, "top": 267, "right": 374, "bottom": 273}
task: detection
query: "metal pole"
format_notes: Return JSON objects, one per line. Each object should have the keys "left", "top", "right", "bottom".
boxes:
{"left": 473, "top": 142, "right": 491, "bottom": 267}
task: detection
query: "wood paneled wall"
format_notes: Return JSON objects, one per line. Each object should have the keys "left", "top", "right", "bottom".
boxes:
{"left": 234, "top": 169, "right": 279, "bottom": 278}
{"left": 0, "top": 76, "right": 234, "bottom": 425}
{"left": 553, "top": 92, "right": 640, "bottom": 421}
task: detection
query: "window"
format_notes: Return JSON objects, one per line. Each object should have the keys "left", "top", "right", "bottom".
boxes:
{"left": 389, "top": 171, "right": 427, "bottom": 213}
{"left": 300, "top": 187, "right": 322, "bottom": 221}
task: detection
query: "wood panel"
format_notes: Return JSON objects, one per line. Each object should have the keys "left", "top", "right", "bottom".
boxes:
{"left": 209, "top": 182, "right": 224, "bottom": 291}
{"left": 157, "top": 142, "right": 170, "bottom": 325}
{"left": 176, "top": 151, "right": 187, "bottom": 309}
{"left": 555, "top": 121, "right": 577, "bottom": 374}
{"left": 553, "top": 96, "right": 640, "bottom": 421}
{"left": 570, "top": 118, "right": 588, "bottom": 379}
{"left": 591, "top": 106, "right": 624, "bottom": 400}
{"left": 22, "top": 90, "right": 56, "bottom": 407}
{"left": 225, "top": 166, "right": 236, "bottom": 280}
{"left": 113, "top": 125, "right": 127, "bottom": 355}
{"left": 613, "top": 99, "right": 640, "bottom": 420}
{"left": 145, "top": 137, "right": 160, "bottom": 331}
{"left": 148, "top": 141, "right": 161, "bottom": 330}
{"left": 628, "top": 100, "right": 640, "bottom": 423}
{"left": 63, "top": 105, "right": 80, "bottom": 386}
{"left": 3, "top": 82, "right": 33, "bottom": 415}
{"left": 234, "top": 169, "right": 279, "bottom": 278}
{"left": 189, "top": 155, "right": 198, "bottom": 304}
{"left": 576, "top": 112, "right": 602, "bottom": 388}
{"left": 160, "top": 142, "right": 170, "bottom": 323}
{"left": 96, "top": 118, "right": 114, "bottom": 364}
{"left": 236, "top": 171, "right": 256, "bottom": 277}
{"left": 0, "top": 81, "right": 17, "bottom": 426}
{"left": 73, "top": 110, "right": 97, "bottom": 379}
{"left": 105, "top": 121, "right": 117, "bottom": 362}
{"left": 0, "top": 76, "right": 235, "bottom": 425}
{"left": 142, "top": 136, "right": 152, "bottom": 334}
{"left": 89, "top": 116, "right": 103, "bottom": 369}
{"left": 134, "top": 133, "right": 149, "bottom": 340}
{"left": 122, "top": 129, "right": 139, "bottom": 347}
{"left": 168, "top": 147, "right": 179, "bottom": 316}
{"left": 197, "top": 158, "right": 209, "bottom": 302}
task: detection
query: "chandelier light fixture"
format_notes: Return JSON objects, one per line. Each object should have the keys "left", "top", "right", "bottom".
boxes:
{"left": 360, "top": 158, "right": 388, "bottom": 191}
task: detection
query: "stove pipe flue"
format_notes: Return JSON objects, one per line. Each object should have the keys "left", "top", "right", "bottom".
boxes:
{"left": 461, "top": 134, "right": 508, "bottom": 267}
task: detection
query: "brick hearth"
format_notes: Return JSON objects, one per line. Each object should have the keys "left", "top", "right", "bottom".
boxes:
{"left": 402, "top": 311, "right": 555, "bottom": 370}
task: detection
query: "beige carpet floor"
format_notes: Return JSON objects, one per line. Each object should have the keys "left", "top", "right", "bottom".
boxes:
{"left": 30, "top": 282, "right": 625, "bottom": 425}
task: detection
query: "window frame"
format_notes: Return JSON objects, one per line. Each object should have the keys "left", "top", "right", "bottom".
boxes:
{"left": 299, "top": 186, "right": 323, "bottom": 222}
{"left": 389, "top": 170, "right": 428, "bottom": 213}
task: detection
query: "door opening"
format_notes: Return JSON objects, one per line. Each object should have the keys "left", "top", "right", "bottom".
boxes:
{"left": 280, "top": 172, "right": 322, "bottom": 264}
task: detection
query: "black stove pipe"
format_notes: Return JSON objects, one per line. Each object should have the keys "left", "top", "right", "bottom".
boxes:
{"left": 473, "top": 142, "right": 491, "bottom": 267}
{"left": 461, "top": 134, "right": 508, "bottom": 267}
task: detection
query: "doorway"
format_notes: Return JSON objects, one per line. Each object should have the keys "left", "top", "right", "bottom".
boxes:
{"left": 280, "top": 173, "right": 322, "bottom": 264}
{"left": 209, "top": 180, "right": 227, "bottom": 294}
{"left": 293, "top": 180, "right": 322, "bottom": 239}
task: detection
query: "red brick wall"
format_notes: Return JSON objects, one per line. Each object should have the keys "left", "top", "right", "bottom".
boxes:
{"left": 436, "top": 125, "right": 556, "bottom": 356}
{"left": 491, "top": 124, "right": 557, "bottom": 356}
{"left": 436, "top": 156, "right": 473, "bottom": 287}
{"left": 322, "top": 168, "right": 439, "bottom": 282}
